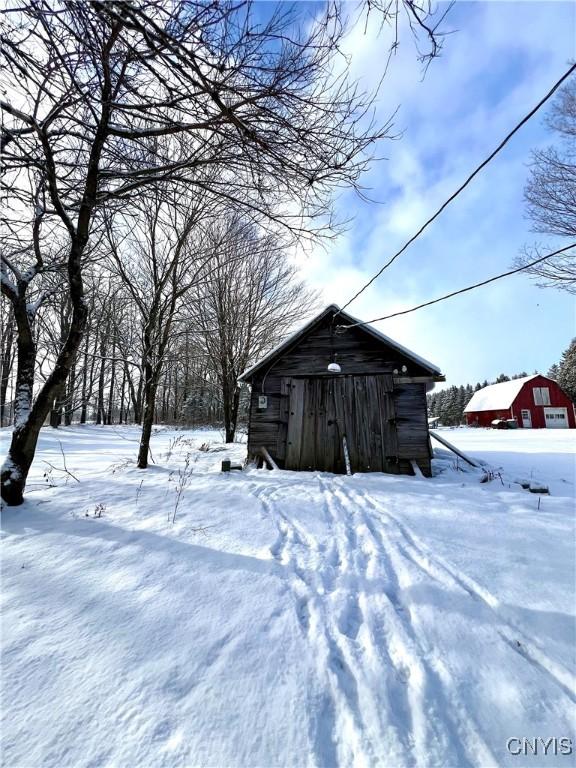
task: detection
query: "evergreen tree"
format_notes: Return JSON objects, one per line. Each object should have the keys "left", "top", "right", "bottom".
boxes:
{"left": 435, "top": 390, "right": 447, "bottom": 424}
{"left": 547, "top": 363, "right": 560, "bottom": 380}
{"left": 495, "top": 373, "right": 510, "bottom": 383}
{"left": 558, "top": 338, "right": 576, "bottom": 402}
{"left": 457, "top": 385, "right": 467, "bottom": 422}
{"left": 444, "top": 386, "right": 462, "bottom": 426}
{"left": 442, "top": 387, "right": 453, "bottom": 425}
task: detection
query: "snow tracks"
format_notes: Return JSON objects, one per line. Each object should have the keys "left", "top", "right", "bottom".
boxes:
{"left": 250, "top": 474, "right": 574, "bottom": 768}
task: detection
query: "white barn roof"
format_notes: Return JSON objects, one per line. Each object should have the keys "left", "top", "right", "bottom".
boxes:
{"left": 464, "top": 375, "right": 540, "bottom": 413}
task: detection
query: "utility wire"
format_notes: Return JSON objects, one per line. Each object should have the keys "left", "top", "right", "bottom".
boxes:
{"left": 336, "top": 242, "right": 576, "bottom": 328}
{"left": 336, "top": 62, "right": 576, "bottom": 317}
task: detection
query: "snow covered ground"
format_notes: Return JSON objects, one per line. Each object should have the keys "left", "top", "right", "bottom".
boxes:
{"left": 1, "top": 425, "right": 575, "bottom": 768}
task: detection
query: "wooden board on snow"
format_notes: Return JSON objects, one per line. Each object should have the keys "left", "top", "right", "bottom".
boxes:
{"left": 429, "top": 430, "right": 481, "bottom": 468}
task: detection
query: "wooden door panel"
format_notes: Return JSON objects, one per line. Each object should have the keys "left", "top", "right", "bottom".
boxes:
{"left": 300, "top": 378, "right": 317, "bottom": 470}
{"left": 286, "top": 379, "right": 304, "bottom": 469}
{"left": 316, "top": 378, "right": 340, "bottom": 472}
{"left": 366, "top": 375, "right": 384, "bottom": 472}
{"left": 285, "top": 374, "right": 400, "bottom": 474}
{"left": 313, "top": 379, "right": 325, "bottom": 471}
{"left": 342, "top": 377, "right": 360, "bottom": 472}
{"left": 332, "top": 377, "right": 348, "bottom": 474}
{"left": 377, "top": 374, "right": 398, "bottom": 471}
{"left": 323, "top": 379, "right": 340, "bottom": 473}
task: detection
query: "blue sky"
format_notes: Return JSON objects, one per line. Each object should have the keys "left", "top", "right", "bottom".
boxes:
{"left": 283, "top": 1, "right": 575, "bottom": 387}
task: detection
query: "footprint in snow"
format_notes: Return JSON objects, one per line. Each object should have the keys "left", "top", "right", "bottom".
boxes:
{"left": 337, "top": 596, "right": 363, "bottom": 640}
{"left": 296, "top": 596, "right": 311, "bottom": 633}
{"left": 396, "top": 665, "right": 411, "bottom": 684}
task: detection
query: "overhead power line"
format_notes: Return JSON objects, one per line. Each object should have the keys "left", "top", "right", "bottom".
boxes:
{"left": 336, "top": 61, "right": 576, "bottom": 316}
{"left": 336, "top": 242, "right": 576, "bottom": 329}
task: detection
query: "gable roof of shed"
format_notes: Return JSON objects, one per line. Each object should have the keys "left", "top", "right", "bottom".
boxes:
{"left": 463, "top": 374, "right": 542, "bottom": 413}
{"left": 239, "top": 304, "right": 442, "bottom": 381}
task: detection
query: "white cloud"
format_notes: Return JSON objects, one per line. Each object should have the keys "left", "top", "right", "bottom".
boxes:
{"left": 295, "top": 0, "right": 575, "bottom": 385}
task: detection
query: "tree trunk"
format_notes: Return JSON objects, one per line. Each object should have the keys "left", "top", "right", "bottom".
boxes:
{"left": 118, "top": 366, "right": 127, "bottom": 424}
{"left": 1, "top": 272, "right": 88, "bottom": 504}
{"left": 0, "top": 316, "right": 14, "bottom": 427}
{"left": 125, "top": 363, "right": 142, "bottom": 425}
{"left": 79, "top": 332, "right": 93, "bottom": 424}
{"left": 2, "top": 210, "right": 92, "bottom": 504}
{"left": 96, "top": 327, "right": 107, "bottom": 425}
{"left": 49, "top": 382, "right": 66, "bottom": 428}
{"left": 1, "top": 299, "right": 38, "bottom": 504}
{"left": 137, "top": 378, "right": 157, "bottom": 469}
{"left": 221, "top": 373, "right": 241, "bottom": 443}
{"left": 136, "top": 385, "right": 143, "bottom": 424}
{"left": 224, "top": 383, "right": 241, "bottom": 443}
{"left": 64, "top": 358, "right": 77, "bottom": 426}
{"left": 50, "top": 300, "right": 71, "bottom": 428}
{"left": 106, "top": 337, "right": 116, "bottom": 425}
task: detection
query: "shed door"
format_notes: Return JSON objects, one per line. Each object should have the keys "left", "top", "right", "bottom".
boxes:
{"left": 285, "top": 378, "right": 342, "bottom": 472}
{"left": 285, "top": 375, "right": 398, "bottom": 473}
{"left": 521, "top": 409, "right": 532, "bottom": 428}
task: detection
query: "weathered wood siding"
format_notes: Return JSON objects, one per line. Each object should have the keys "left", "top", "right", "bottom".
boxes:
{"left": 264, "top": 319, "right": 433, "bottom": 378}
{"left": 248, "top": 377, "right": 432, "bottom": 476}
{"left": 246, "top": 314, "right": 434, "bottom": 476}
{"left": 394, "top": 382, "right": 431, "bottom": 475}
{"left": 282, "top": 375, "right": 400, "bottom": 473}
{"left": 248, "top": 385, "right": 286, "bottom": 460}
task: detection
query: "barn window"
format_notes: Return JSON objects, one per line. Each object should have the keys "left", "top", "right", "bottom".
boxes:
{"left": 533, "top": 387, "right": 550, "bottom": 406}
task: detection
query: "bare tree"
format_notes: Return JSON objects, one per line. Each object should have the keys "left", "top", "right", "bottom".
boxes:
{"left": 189, "top": 215, "right": 317, "bottom": 442}
{"left": 105, "top": 190, "right": 216, "bottom": 468}
{"left": 516, "top": 76, "right": 576, "bottom": 292}
{"left": 1, "top": 0, "right": 445, "bottom": 505}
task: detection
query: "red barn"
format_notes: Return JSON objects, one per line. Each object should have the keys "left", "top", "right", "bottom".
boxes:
{"left": 464, "top": 374, "right": 575, "bottom": 428}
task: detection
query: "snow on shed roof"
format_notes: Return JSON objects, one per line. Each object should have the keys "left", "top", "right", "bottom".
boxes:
{"left": 239, "top": 304, "right": 443, "bottom": 381}
{"left": 463, "top": 375, "right": 540, "bottom": 412}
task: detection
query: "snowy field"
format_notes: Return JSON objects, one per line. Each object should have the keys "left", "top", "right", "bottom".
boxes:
{"left": 1, "top": 425, "right": 575, "bottom": 768}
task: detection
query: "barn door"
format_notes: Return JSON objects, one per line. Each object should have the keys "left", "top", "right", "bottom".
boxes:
{"left": 285, "top": 378, "right": 342, "bottom": 471}
{"left": 333, "top": 375, "right": 398, "bottom": 473}
{"left": 285, "top": 375, "right": 398, "bottom": 473}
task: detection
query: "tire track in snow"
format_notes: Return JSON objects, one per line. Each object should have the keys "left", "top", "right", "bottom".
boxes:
{"left": 318, "top": 478, "right": 354, "bottom": 590}
{"left": 327, "top": 484, "right": 421, "bottom": 766}
{"left": 335, "top": 488, "right": 425, "bottom": 765}
{"left": 335, "top": 483, "right": 495, "bottom": 768}
{"left": 314, "top": 479, "right": 400, "bottom": 763}
{"left": 249, "top": 476, "right": 500, "bottom": 767}
{"left": 360, "top": 489, "right": 576, "bottom": 706}
{"left": 320, "top": 478, "right": 425, "bottom": 767}
{"left": 254, "top": 476, "right": 484, "bottom": 766}
{"left": 251, "top": 481, "right": 370, "bottom": 768}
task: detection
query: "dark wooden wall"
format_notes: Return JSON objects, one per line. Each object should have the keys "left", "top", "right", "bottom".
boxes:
{"left": 261, "top": 319, "right": 433, "bottom": 378}
{"left": 246, "top": 314, "right": 434, "bottom": 476}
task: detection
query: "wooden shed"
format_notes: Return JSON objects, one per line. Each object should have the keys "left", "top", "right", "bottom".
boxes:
{"left": 239, "top": 305, "right": 444, "bottom": 476}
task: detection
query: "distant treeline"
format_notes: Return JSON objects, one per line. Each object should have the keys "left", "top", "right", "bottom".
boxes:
{"left": 427, "top": 372, "right": 532, "bottom": 427}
